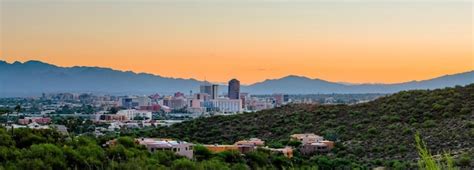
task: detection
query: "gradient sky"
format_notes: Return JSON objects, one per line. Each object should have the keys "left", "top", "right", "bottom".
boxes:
{"left": 1, "top": 0, "right": 473, "bottom": 84}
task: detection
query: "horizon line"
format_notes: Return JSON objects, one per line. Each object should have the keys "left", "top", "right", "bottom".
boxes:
{"left": 2, "top": 59, "right": 473, "bottom": 86}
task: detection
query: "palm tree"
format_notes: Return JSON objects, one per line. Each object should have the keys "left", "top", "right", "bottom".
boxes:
{"left": 11, "top": 105, "right": 21, "bottom": 136}
{"left": 14, "top": 105, "right": 21, "bottom": 117}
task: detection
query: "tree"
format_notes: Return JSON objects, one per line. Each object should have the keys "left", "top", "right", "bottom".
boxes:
{"left": 199, "top": 159, "right": 230, "bottom": 170}
{"left": 21, "top": 144, "right": 67, "bottom": 169}
{"left": 14, "top": 105, "right": 21, "bottom": 117}
{"left": 10, "top": 105, "right": 22, "bottom": 137}
{"left": 171, "top": 159, "right": 198, "bottom": 170}
{"left": 109, "top": 107, "right": 119, "bottom": 114}
{"left": 193, "top": 145, "right": 213, "bottom": 161}
{"left": 216, "top": 150, "right": 245, "bottom": 164}
{"left": 0, "top": 108, "right": 12, "bottom": 136}
{"left": 245, "top": 151, "right": 269, "bottom": 168}
{"left": 287, "top": 140, "right": 302, "bottom": 148}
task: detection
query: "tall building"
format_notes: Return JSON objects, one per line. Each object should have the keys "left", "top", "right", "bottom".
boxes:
{"left": 211, "top": 84, "right": 219, "bottom": 99}
{"left": 200, "top": 84, "right": 219, "bottom": 99}
{"left": 200, "top": 84, "right": 212, "bottom": 95}
{"left": 240, "top": 93, "right": 249, "bottom": 109}
{"left": 228, "top": 79, "right": 240, "bottom": 99}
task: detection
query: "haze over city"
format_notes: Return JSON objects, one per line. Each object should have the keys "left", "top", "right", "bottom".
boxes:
{"left": 2, "top": 0, "right": 472, "bottom": 84}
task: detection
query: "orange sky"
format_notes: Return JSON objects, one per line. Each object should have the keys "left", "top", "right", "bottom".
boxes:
{"left": 1, "top": 0, "right": 473, "bottom": 84}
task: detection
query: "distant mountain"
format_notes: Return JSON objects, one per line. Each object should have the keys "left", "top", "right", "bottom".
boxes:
{"left": 244, "top": 71, "right": 474, "bottom": 94}
{"left": 0, "top": 60, "right": 203, "bottom": 97}
{"left": 0, "top": 60, "right": 473, "bottom": 97}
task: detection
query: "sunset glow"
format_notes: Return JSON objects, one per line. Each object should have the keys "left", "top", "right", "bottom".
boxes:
{"left": 1, "top": 0, "right": 472, "bottom": 84}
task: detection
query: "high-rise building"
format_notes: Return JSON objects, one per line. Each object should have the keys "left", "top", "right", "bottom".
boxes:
{"left": 211, "top": 84, "right": 219, "bottom": 99}
{"left": 240, "top": 93, "right": 249, "bottom": 109}
{"left": 228, "top": 79, "right": 240, "bottom": 99}
{"left": 200, "top": 84, "right": 212, "bottom": 95}
{"left": 200, "top": 84, "right": 219, "bottom": 99}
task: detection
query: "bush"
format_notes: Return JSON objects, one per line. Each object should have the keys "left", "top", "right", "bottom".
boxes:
{"left": 172, "top": 159, "right": 198, "bottom": 170}
{"left": 422, "top": 120, "right": 436, "bottom": 128}
{"left": 367, "top": 127, "right": 377, "bottom": 135}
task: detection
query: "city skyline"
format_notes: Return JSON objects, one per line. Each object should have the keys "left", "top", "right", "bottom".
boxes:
{"left": 2, "top": 0, "right": 473, "bottom": 84}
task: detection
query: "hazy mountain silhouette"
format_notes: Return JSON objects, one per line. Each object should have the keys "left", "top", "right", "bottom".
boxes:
{"left": 1, "top": 60, "right": 473, "bottom": 97}
{"left": 244, "top": 72, "right": 474, "bottom": 94}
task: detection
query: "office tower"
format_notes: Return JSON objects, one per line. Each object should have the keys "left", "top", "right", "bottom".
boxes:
{"left": 200, "top": 84, "right": 212, "bottom": 95}
{"left": 201, "top": 84, "right": 219, "bottom": 99}
{"left": 228, "top": 79, "right": 240, "bottom": 99}
{"left": 211, "top": 84, "right": 219, "bottom": 99}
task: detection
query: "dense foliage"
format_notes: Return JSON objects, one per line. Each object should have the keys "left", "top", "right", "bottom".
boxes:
{"left": 151, "top": 84, "right": 474, "bottom": 167}
{"left": 0, "top": 127, "right": 375, "bottom": 170}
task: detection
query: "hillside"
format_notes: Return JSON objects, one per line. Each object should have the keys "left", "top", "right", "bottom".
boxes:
{"left": 1, "top": 60, "right": 473, "bottom": 97}
{"left": 153, "top": 84, "right": 474, "bottom": 164}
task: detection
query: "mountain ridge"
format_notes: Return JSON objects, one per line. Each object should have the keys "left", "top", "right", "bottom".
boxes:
{"left": 1, "top": 60, "right": 473, "bottom": 97}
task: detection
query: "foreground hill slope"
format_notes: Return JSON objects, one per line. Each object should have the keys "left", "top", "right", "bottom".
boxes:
{"left": 155, "top": 84, "right": 474, "bottom": 162}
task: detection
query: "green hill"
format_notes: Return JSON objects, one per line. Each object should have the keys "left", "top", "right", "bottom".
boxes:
{"left": 153, "top": 84, "right": 474, "bottom": 164}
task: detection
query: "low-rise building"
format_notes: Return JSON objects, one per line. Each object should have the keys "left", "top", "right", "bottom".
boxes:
{"left": 117, "top": 109, "right": 152, "bottom": 120}
{"left": 100, "top": 114, "right": 127, "bottom": 121}
{"left": 267, "top": 147, "right": 293, "bottom": 158}
{"left": 291, "top": 133, "right": 334, "bottom": 156}
{"left": 204, "top": 144, "right": 256, "bottom": 154}
{"left": 299, "top": 142, "right": 330, "bottom": 155}
{"left": 235, "top": 138, "right": 265, "bottom": 146}
{"left": 136, "top": 138, "right": 193, "bottom": 159}
{"left": 291, "top": 133, "right": 324, "bottom": 144}
{"left": 18, "top": 117, "right": 51, "bottom": 125}
{"left": 204, "top": 145, "right": 239, "bottom": 153}
{"left": 209, "top": 98, "right": 242, "bottom": 113}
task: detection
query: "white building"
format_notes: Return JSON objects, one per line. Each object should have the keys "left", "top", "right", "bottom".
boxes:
{"left": 135, "top": 96, "right": 152, "bottom": 107}
{"left": 210, "top": 98, "right": 242, "bottom": 113}
{"left": 117, "top": 109, "right": 152, "bottom": 120}
{"left": 136, "top": 138, "right": 194, "bottom": 159}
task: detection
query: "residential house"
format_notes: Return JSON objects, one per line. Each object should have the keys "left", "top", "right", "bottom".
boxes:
{"left": 136, "top": 138, "right": 194, "bottom": 159}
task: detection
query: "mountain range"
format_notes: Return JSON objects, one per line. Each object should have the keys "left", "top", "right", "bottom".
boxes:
{"left": 0, "top": 60, "right": 473, "bottom": 97}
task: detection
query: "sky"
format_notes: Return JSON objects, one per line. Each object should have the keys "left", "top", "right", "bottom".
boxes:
{"left": 1, "top": 0, "right": 473, "bottom": 84}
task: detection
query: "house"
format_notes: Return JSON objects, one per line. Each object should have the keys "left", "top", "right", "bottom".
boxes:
{"left": 234, "top": 138, "right": 265, "bottom": 146}
{"left": 136, "top": 138, "right": 194, "bottom": 159}
{"left": 291, "top": 133, "right": 334, "bottom": 156}
{"left": 291, "top": 133, "right": 324, "bottom": 144}
{"left": 267, "top": 147, "right": 293, "bottom": 158}
{"left": 203, "top": 138, "right": 265, "bottom": 154}
{"left": 299, "top": 142, "right": 330, "bottom": 155}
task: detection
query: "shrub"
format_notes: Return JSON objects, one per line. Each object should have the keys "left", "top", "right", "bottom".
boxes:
{"left": 422, "top": 120, "right": 436, "bottom": 128}
{"left": 171, "top": 159, "right": 198, "bottom": 170}
{"left": 367, "top": 127, "right": 377, "bottom": 135}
